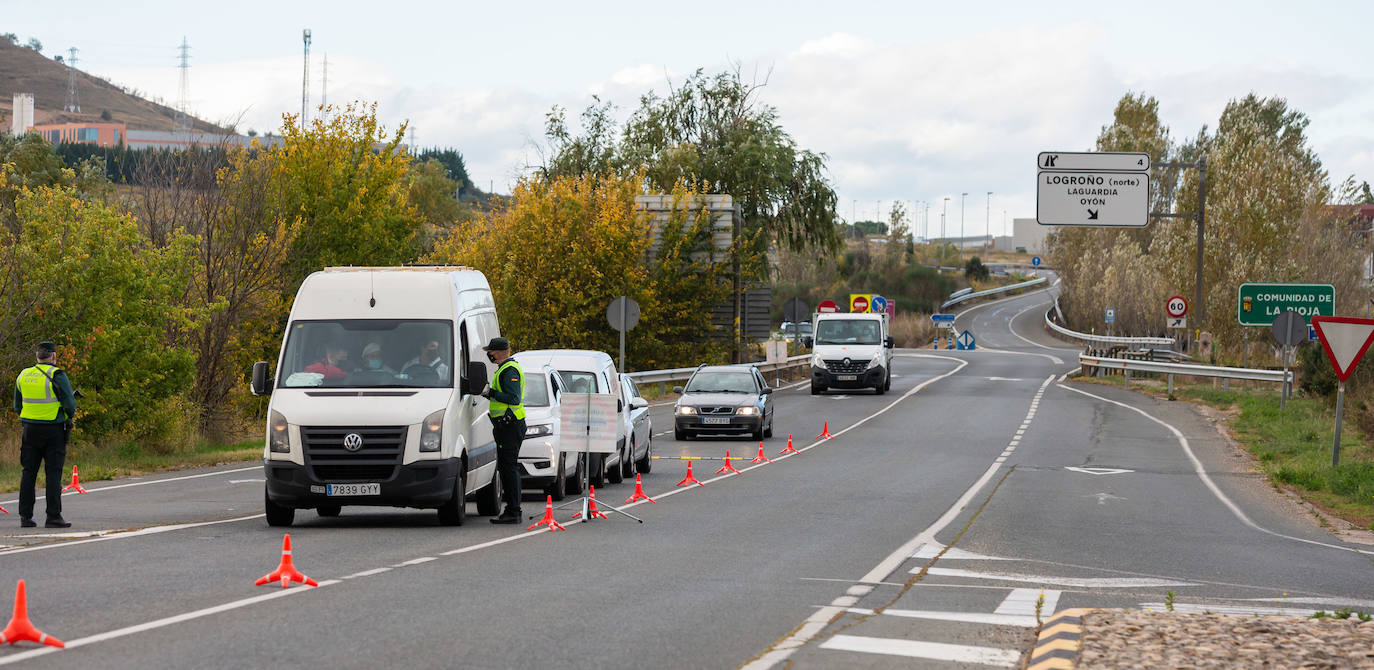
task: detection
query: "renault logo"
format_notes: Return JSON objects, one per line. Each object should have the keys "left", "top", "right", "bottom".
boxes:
{"left": 843, "top": 357, "right": 852, "bottom": 366}
{"left": 342, "top": 433, "right": 364, "bottom": 451}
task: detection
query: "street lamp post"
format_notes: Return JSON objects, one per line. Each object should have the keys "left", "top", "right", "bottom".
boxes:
{"left": 986, "top": 191, "right": 992, "bottom": 255}
{"left": 960, "top": 192, "right": 968, "bottom": 262}
{"left": 941, "top": 197, "right": 950, "bottom": 264}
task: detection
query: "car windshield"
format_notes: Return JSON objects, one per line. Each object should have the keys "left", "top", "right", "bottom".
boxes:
{"left": 685, "top": 371, "right": 756, "bottom": 393}
{"left": 278, "top": 319, "right": 453, "bottom": 388}
{"left": 558, "top": 370, "right": 599, "bottom": 394}
{"left": 524, "top": 373, "right": 550, "bottom": 407}
{"left": 814, "top": 319, "right": 880, "bottom": 345}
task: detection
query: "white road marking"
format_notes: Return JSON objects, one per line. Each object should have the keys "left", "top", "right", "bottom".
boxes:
{"left": 343, "top": 567, "right": 392, "bottom": 579}
{"left": 1058, "top": 383, "right": 1374, "bottom": 557}
{"left": 845, "top": 607, "right": 1038, "bottom": 628}
{"left": 1065, "top": 466, "right": 1133, "bottom": 475}
{"left": 0, "top": 465, "right": 262, "bottom": 506}
{"left": 1086, "top": 492, "right": 1126, "bottom": 505}
{"left": 994, "top": 588, "right": 1060, "bottom": 616}
{"left": 972, "top": 346, "right": 1065, "bottom": 365}
{"left": 1238, "top": 596, "right": 1374, "bottom": 609}
{"left": 396, "top": 556, "right": 437, "bottom": 566}
{"left": 0, "top": 579, "right": 342, "bottom": 666}
{"left": 1007, "top": 301, "right": 1079, "bottom": 356}
{"left": 228, "top": 479, "right": 264, "bottom": 484}
{"left": 1139, "top": 602, "right": 1319, "bottom": 617}
{"left": 819, "top": 635, "right": 1020, "bottom": 667}
{"left": 985, "top": 377, "right": 1024, "bottom": 382}
{"left": 0, "top": 515, "right": 265, "bottom": 557}
{"left": 922, "top": 567, "right": 1196, "bottom": 589}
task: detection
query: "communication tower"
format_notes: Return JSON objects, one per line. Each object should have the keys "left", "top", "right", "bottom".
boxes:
{"left": 64, "top": 47, "right": 80, "bottom": 113}
{"left": 301, "top": 29, "right": 311, "bottom": 124}
{"left": 174, "top": 37, "right": 192, "bottom": 134}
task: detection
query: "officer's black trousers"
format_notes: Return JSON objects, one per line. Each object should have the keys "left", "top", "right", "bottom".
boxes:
{"left": 19, "top": 422, "right": 67, "bottom": 521}
{"left": 493, "top": 419, "right": 525, "bottom": 514}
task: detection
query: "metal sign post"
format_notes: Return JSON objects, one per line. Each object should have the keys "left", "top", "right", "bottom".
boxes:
{"left": 607, "top": 296, "right": 641, "bottom": 374}
{"left": 1310, "top": 316, "right": 1374, "bottom": 466}
{"left": 1271, "top": 310, "right": 1308, "bottom": 410}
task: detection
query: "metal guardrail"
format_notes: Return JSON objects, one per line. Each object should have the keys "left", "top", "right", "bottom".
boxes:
{"left": 627, "top": 354, "right": 811, "bottom": 387}
{"left": 1079, "top": 353, "right": 1292, "bottom": 394}
{"left": 1045, "top": 308, "right": 1176, "bottom": 346}
{"left": 940, "top": 276, "right": 1048, "bottom": 310}
{"left": 949, "top": 287, "right": 973, "bottom": 299}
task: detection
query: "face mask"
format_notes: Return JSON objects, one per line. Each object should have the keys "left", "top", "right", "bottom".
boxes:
{"left": 367, "top": 359, "right": 383, "bottom": 370}
{"left": 486, "top": 352, "right": 496, "bottom": 363}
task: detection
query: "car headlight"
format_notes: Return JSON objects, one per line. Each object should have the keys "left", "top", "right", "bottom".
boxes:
{"left": 526, "top": 423, "right": 553, "bottom": 438}
{"left": 736, "top": 406, "right": 759, "bottom": 416}
{"left": 420, "top": 408, "right": 444, "bottom": 452}
{"left": 676, "top": 405, "right": 697, "bottom": 415}
{"left": 269, "top": 410, "right": 290, "bottom": 453}
{"left": 866, "top": 357, "right": 883, "bottom": 369}
{"left": 812, "top": 354, "right": 825, "bottom": 368}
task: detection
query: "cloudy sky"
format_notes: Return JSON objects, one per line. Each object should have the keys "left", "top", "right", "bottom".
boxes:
{"left": 9, "top": 0, "right": 1372, "bottom": 237}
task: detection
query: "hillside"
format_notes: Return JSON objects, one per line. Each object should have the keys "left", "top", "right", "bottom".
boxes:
{"left": 0, "top": 38, "right": 226, "bottom": 134}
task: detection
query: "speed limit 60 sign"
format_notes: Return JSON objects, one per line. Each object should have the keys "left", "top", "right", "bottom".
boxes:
{"left": 1166, "top": 295, "right": 1188, "bottom": 318}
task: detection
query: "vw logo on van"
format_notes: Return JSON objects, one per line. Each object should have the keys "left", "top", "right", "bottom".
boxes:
{"left": 342, "top": 433, "right": 365, "bottom": 451}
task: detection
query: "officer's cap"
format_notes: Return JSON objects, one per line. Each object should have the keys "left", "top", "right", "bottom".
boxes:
{"left": 482, "top": 337, "right": 510, "bottom": 352}
{"left": 35, "top": 341, "right": 56, "bottom": 357}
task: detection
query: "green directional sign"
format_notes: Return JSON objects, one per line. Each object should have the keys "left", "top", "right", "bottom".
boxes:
{"left": 1237, "top": 283, "right": 1335, "bottom": 326}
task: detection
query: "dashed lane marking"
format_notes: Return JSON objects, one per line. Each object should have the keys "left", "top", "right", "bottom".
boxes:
{"left": 0, "top": 465, "right": 262, "bottom": 506}
{"left": 843, "top": 607, "right": 1038, "bottom": 628}
{"left": 819, "top": 635, "right": 1020, "bottom": 667}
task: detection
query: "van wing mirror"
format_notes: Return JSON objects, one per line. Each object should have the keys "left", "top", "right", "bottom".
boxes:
{"left": 462, "top": 361, "right": 488, "bottom": 396}
{"left": 250, "top": 361, "right": 272, "bottom": 396}
{"left": 884, "top": 336, "right": 895, "bottom": 349}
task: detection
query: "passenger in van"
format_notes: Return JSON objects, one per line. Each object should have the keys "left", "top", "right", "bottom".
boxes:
{"left": 402, "top": 339, "right": 449, "bottom": 383}
{"left": 359, "top": 342, "right": 396, "bottom": 374}
{"left": 304, "top": 343, "right": 349, "bottom": 381}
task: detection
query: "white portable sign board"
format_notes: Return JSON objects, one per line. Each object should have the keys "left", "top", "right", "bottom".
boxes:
{"left": 557, "top": 392, "right": 618, "bottom": 453}
{"left": 1037, "top": 152, "right": 1150, "bottom": 227}
{"left": 1311, "top": 317, "right": 1374, "bottom": 382}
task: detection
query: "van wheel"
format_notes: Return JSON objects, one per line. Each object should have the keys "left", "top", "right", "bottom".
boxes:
{"left": 567, "top": 453, "right": 588, "bottom": 495}
{"left": 635, "top": 436, "right": 652, "bottom": 473}
{"left": 590, "top": 453, "right": 607, "bottom": 488}
{"left": 874, "top": 376, "right": 886, "bottom": 395}
{"left": 547, "top": 453, "right": 568, "bottom": 501}
{"left": 476, "top": 467, "right": 502, "bottom": 516}
{"left": 316, "top": 504, "right": 341, "bottom": 518}
{"left": 621, "top": 438, "right": 636, "bottom": 479}
{"left": 884, "top": 372, "right": 892, "bottom": 392}
{"left": 811, "top": 383, "right": 824, "bottom": 395}
{"left": 437, "top": 467, "right": 466, "bottom": 526}
{"left": 265, "top": 489, "right": 294, "bottom": 527}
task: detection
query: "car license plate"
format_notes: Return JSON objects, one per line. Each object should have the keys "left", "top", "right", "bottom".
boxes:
{"left": 837, "top": 374, "right": 858, "bottom": 381}
{"left": 326, "top": 483, "right": 380, "bottom": 496}
{"left": 702, "top": 417, "right": 730, "bottom": 425}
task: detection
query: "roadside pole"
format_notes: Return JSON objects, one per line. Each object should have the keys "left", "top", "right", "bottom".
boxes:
{"left": 1333, "top": 381, "right": 1345, "bottom": 466}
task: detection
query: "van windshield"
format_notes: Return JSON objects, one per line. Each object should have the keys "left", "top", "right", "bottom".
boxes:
{"left": 814, "top": 319, "right": 881, "bottom": 345}
{"left": 558, "top": 370, "right": 600, "bottom": 394}
{"left": 279, "top": 320, "right": 454, "bottom": 388}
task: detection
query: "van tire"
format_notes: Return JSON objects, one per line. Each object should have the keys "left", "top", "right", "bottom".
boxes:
{"left": 316, "top": 504, "right": 341, "bottom": 518}
{"left": 884, "top": 371, "right": 892, "bottom": 392}
{"left": 265, "top": 489, "right": 294, "bottom": 527}
{"left": 547, "top": 454, "right": 567, "bottom": 501}
{"left": 811, "top": 383, "right": 824, "bottom": 395}
{"left": 437, "top": 467, "right": 466, "bottom": 526}
{"left": 567, "top": 453, "right": 588, "bottom": 495}
{"left": 476, "top": 467, "right": 502, "bottom": 516}
{"left": 635, "top": 436, "right": 652, "bottom": 473}
{"left": 590, "top": 453, "right": 607, "bottom": 488}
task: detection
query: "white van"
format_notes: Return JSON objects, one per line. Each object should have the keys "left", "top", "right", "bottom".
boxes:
{"left": 250, "top": 267, "right": 504, "bottom": 527}
{"left": 514, "top": 350, "right": 639, "bottom": 487}
{"left": 809, "top": 311, "right": 895, "bottom": 395}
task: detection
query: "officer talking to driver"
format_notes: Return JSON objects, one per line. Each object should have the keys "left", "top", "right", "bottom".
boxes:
{"left": 480, "top": 337, "right": 525, "bottom": 524}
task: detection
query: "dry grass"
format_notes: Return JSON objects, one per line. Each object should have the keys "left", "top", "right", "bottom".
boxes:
{"left": 891, "top": 312, "right": 935, "bottom": 348}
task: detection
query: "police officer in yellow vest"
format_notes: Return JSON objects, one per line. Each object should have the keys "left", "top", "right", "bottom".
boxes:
{"left": 479, "top": 337, "right": 525, "bottom": 524}
{"left": 12, "top": 342, "right": 76, "bottom": 528}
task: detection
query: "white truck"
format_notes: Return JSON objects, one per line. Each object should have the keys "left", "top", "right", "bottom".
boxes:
{"left": 250, "top": 266, "right": 505, "bottom": 527}
{"left": 809, "top": 311, "right": 894, "bottom": 395}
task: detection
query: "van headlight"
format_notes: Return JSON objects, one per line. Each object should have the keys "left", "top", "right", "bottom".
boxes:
{"left": 420, "top": 409, "right": 444, "bottom": 452}
{"left": 866, "top": 358, "right": 883, "bottom": 369}
{"left": 526, "top": 423, "right": 553, "bottom": 438}
{"left": 812, "top": 354, "right": 825, "bottom": 368}
{"left": 736, "top": 406, "right": 759, "bottom": 416}
{"left": 269, "top": 410, "right": 290, "bottom": 453}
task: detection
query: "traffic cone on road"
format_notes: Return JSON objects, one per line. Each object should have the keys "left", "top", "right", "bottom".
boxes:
{"left": 814, "top": 421, "right": 833, "bottom": 439}
{"left": 526, "top": 495, "right": 567, "bottom": 531}
{"left": 624, "top": 474, "right": 656, "bottom": 504}
{"left": 255, "top": 534, "right": 318, "bottom": 589}
{"left": 572, "top": 487, "right": 610, "bottom": 520}
{"left": 714, "top": 450, "right": 741, "bottom": 475}
{"left": 0, "top": 580, "right": 64, "bottom": 648}
{"left": 750, "top": 442, "right": 773, "bottom": 464}
{"left": 675, "top": 461, "right": 704, "bottom": 487}
{"left": 779, "top": 434, "right": 800, "bottom": 455}
{"left": 0, "top": 505, "right": 8, "bottom": 515}
{"left": 61, "top": 466, "right": 88, "bottom": 494}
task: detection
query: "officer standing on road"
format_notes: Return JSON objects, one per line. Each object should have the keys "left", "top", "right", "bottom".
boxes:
{"left": 12, "top": 341, "right": 76, "bottom": 528}
{"left": 480, "top": 337, "right": 525, "bottom": 524}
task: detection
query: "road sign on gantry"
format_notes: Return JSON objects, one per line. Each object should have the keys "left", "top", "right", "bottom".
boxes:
{"left": 1037, "top": 152, "right": 1150, "bottom": 227}
{"left": 1310, "top": 316, "right": 1374, "bottom": 382}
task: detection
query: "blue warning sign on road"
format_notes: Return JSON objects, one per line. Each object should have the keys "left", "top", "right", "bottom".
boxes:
{"left": 1031, "top": 256, "right": 1042, "bottom": 267}
{"left": 956, "top": 330, "right": 976, "bottom": 350}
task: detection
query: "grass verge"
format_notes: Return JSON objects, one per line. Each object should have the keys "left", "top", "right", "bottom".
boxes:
{"left": 1078, "top": 374, "right": 1374, "bottom": 530}
{"left": 0, "top": 437, "right": 261, "bottom": 495}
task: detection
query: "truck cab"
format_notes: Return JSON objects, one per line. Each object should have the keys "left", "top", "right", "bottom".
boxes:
{"left": 809, "top": 311, "right": 894, "bottom": 395}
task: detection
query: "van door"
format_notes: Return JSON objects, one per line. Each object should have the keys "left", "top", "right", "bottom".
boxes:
{"left": 459, "top": 319, "right": 496, "bottom": 492}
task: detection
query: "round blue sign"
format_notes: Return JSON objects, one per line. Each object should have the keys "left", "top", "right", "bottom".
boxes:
{"left": 871, "top": 296, "right": 888, "bottom": 312}
{"left": 1031, "top": 256, "right": 1042, "bottom": 267}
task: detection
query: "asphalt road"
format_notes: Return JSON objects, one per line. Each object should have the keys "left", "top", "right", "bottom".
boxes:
{"left": 2, "top": 282, "right": 1372, "bottom": 668}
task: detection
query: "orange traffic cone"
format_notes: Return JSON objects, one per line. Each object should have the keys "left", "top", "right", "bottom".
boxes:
{"left": 572, "top": 487, "right": 609, "bottom": 520}
{"left": 62, "top": 466, "right": 88, "bottom": 495}
{"left": 0, "top": 580, "right": 64, "bottom": 648}
{"left": 0, "top": 505, "right": 8, "bottom": 515}
{"left": 815, "top": 421, "right": 834, "bottom": 439}
{"left": 779, "top": 434, "right": 800, "bottom": 455}
{"left": 714, "top": 450, "right": 741, "bottom": 475}
{"left": 750, "top": 442, "right": 773, "bottom": 464}
{"left": 255, "top": 534, "right": 318, "bottom": 589}
{"left": 624, "top": 474, "right": 656, "bottom": 504}
{"left": 675, "top": 461, "right": 704, "bottom": 487}
{"left": 526, "top": 495, "right": 567, "bottom": 531}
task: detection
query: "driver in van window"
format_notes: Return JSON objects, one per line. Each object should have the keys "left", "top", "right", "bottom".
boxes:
{"left": 304, "top": 343, "right": 349, "bottom": 381}
{"left": 403, "top": 340, "right": 449, "bottom": 382}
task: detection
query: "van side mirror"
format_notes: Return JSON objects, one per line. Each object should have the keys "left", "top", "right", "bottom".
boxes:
{"left": 884, "top": 336, "right": 895, "bottom": 349}
{"left": 617, "top": 398, "right": 624, "bottom": 413}
{"left": 250, "top": 361, "right": 272, "bottom": 396}
{"left": 462, "top": 361, "right": 487, "bottom": 396}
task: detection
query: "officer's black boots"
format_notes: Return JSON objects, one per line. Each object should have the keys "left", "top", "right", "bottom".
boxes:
{"left": 45, "top": 517, "right": 71, "bottom": 528}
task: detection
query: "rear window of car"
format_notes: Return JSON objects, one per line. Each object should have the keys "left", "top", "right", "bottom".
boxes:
{"left": 558, "top": 370, "right": 600, "bottom": 394}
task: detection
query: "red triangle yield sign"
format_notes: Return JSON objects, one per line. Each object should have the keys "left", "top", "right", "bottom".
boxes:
{"left": 1311, "top": 316, "right": 1374, "bottom": 382}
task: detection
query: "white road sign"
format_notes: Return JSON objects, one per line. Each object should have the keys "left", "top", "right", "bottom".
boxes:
{"left": 1038, "top": 152, "right": 1150, "bottom": 172}
{"left": 1167, "top": 317, "right": 1186, "bottom": 329}
{"left": 1166, "top": 295, "right": 1188, "bottom": 318}
{"left": 1037, "top": 170, "right": 1150, "bottom": 227}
